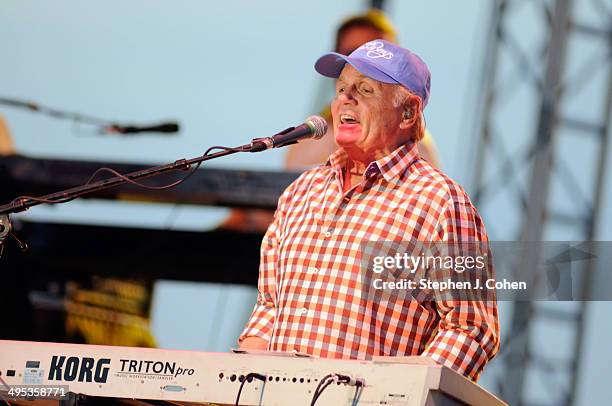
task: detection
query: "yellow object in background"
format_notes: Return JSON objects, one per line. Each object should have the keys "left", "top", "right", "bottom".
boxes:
{"left": 65, "top": 278, "right": 156, "bottom": 347}
{"left": 0, "top": 115, "right": 16, "bottom": 155}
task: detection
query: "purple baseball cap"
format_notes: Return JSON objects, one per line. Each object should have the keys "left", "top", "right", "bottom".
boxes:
{"left": 315, "top": 39, "right": 431, "bottom": 107}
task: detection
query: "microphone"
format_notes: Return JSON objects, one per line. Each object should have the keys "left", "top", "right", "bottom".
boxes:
{"left": 106, "top": 122, "right": 180, "bottom": 135}
{"left": 249, "top": 116, "right": 327, "bottom": 152}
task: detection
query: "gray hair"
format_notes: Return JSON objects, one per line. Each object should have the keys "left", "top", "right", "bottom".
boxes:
{"left": 392, "top": 85, "right": 413, "bottom": 109}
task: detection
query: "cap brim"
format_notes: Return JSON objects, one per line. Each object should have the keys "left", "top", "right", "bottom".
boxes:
{"left": 315, "top": 52, "right": 398, "bottom": 85}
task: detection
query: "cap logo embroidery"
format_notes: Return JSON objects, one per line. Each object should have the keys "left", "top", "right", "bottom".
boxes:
{"left": 363, "top": 41, "right": 394, "bottom": 60}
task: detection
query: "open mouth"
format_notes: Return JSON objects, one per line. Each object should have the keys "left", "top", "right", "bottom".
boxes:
{"left": 340, "top": 114, "right": 359, "bottom": 124}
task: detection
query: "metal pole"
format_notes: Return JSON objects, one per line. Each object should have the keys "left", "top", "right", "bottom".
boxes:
{"left": 568, "top": 62, "right": 612, "bottom": 406}
{"left": 470, "top": 0, "right": 506, "bottom": 202}
{"left": 502, "top": 1, "right": 573, "bottom": 404}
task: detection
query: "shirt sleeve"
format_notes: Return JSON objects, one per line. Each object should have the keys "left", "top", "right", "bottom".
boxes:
{"left": 238, "top": 186, "right": 290, "bottom": 344}
{"left": 420, "top": 197, "right": 500, "bottom": 381}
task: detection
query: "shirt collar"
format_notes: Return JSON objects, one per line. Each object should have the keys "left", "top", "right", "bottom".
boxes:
{"left": 326, "top": 142, "right": 420, "bottom": 182}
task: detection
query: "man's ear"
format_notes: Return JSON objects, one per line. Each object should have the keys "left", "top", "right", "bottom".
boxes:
{"left": 399, "top": 98, "right": 420, "bottom": 130}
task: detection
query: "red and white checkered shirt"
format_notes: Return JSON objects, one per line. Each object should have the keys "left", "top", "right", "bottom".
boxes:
{"left": 240, "top": 142, "right": 499, "bottom": 381}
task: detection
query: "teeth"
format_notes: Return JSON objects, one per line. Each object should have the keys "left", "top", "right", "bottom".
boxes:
{"left": 340, "top": 114, "right": 358, "bottom": 124}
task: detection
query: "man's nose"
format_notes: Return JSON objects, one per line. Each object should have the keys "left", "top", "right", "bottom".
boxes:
{"left": 338, "top": 86, "right": 357, "bottom": 103}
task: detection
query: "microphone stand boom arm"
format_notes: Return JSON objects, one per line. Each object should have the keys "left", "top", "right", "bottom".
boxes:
{"left": 0, "top": 143, "right": 250, "bottom": 249}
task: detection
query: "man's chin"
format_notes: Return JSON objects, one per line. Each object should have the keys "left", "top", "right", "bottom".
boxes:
{"left": 335, "top": 129, "right": 362, "bottom": 148}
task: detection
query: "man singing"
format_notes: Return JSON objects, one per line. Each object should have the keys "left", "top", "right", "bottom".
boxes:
{"left": 239, "top": 40, "right": 499, "bottom": 381}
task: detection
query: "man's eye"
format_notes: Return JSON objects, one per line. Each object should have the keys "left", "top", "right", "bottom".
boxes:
{"left": 337, "top": 87, "right": 345, "bottom": 93}
{"left": 359, "top": 86, "right": 374, "bottom": 95}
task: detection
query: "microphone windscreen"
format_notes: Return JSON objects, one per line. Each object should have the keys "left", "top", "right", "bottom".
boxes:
{"left": 159, "top": 123, "right": 180, "bottom": 133}
{"left": 306, "top": 115, "right": 328, "bottom": 139}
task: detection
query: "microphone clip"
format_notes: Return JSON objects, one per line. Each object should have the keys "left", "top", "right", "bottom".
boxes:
{"left": 0, "top": 215, "right": 28, "bottom": 255}
{"left": 249, "top": 127, "right": 296, "bottom": 152}
{"left": 249, "top": 137, "right": 274, "bottom": 152}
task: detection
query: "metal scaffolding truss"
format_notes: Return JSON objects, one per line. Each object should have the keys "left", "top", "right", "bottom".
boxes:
{"left": 470, "top": 0, "right": 611, "bottom": 405}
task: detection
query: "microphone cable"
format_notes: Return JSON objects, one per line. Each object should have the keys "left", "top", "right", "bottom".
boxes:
{"left": 234, "top": 372, "right": 266, "bottom": 406}
{"left": 7, "top": 144, "right": 250, "bottom": 209}
{"left": 310, "top": 373, "right": 364, "bottom": 406}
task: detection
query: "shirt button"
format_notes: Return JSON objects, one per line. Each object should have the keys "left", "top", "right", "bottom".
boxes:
{"left": 324, "top": 231, "right": 332, "bottom": 238}
{"left": 300, "top": 307, "right": 308, "bottom": 315}
{"left": 311, "top": 268, "right": 318, "bottom": 274}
